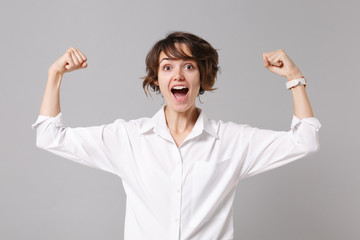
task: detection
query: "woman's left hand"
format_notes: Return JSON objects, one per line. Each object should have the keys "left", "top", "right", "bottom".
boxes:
{"left": 263, "top": 49, "right": 303, "bottom": 80}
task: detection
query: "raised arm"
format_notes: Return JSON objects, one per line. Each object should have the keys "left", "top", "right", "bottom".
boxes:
{"left": 32, "top": 48, "right": 130, "bottom": 178}
{"left": 234, "top": 50, "right": 321, "bottom": 180}
{"left": 39, "top": 47, "right": 87, "bottom": 117}
{"left": 262, "top": 49, "right": 314, "bottom": 119}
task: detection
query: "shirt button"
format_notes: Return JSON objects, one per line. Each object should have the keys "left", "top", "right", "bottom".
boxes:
{"left": 175, "top": 217, "right": 179, "bottom": 222}
{"left": 177, "top": 188, "right": 180, "bottom": 192}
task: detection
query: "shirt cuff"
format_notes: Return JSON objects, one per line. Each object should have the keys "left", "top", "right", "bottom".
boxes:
{"left": 31, "top": 112, "right": 64, "bottom": 130}
{"left": 291, "top": 115, "right": 321, "bottom": 132}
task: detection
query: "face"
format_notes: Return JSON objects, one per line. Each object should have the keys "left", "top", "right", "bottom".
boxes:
{"left": 156, "top": 43, "right": 201, "bottom": 113}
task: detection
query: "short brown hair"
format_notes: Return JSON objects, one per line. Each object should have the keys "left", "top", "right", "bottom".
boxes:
{"left": 142, "top": 31, "right": 219, "bottom": 96}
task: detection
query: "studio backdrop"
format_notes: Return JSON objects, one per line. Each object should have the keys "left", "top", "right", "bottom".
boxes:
{"left": 0, "top": 0, "right": 359, "bottom": 239}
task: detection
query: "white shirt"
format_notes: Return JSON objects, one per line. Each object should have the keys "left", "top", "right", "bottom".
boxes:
{"left": 31, "top": 106, "right": 321, "bottom": 240}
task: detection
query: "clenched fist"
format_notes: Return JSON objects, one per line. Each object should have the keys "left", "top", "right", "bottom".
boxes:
{"left": 49, "top": 47, "right": 88, "bottom": 75}
{"left": 262, "top": 49, "right": 303, "bottom": 81}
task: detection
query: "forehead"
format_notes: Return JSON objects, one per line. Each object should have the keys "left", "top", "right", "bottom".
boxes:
{"left": 158, "top": 42, "right": 193, "bottom": 62}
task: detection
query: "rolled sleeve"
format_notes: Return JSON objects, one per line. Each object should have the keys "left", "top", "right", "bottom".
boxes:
{"left": 290, "top": 115, "right": 321, "bottom": 153}
{"left": 32, "top": 112, "right": 64, "bottom": 130}
{"left": 291, "top": 115, "right": 321, "bottom": 132}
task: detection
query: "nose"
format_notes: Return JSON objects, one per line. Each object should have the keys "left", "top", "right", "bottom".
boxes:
{"left": 173, "top": 67, "right": 185, "bottom": 81}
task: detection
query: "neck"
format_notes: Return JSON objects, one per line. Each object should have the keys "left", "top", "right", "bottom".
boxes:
{"left": 164, "top": 105, "right": 199, "bottom": 134}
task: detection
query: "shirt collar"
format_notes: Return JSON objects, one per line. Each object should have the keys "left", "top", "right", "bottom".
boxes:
{"left": 138, "top": 105, "right": 219, "bottom": 139}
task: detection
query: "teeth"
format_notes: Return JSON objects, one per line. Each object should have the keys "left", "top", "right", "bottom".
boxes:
{"left": 172, "top": 86, "right": 187, "bottom": 90}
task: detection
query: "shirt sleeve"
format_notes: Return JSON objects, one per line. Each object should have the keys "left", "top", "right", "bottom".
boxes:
{"left": 238, "top": 115, "right": 321, "bottom": 180}
{"left": 31, "top": 112, "right": 129, "bottom": 178}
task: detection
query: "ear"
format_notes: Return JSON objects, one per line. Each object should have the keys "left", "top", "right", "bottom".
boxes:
{"left": 154, "top": 80, "right": 159, "bottom": 86}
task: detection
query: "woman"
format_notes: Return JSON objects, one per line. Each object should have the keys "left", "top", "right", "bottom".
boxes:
{"left": 32, "top": 31, "right": 321, "bottom": 240}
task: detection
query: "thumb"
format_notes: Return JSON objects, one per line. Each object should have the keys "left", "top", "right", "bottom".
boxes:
{"left": 81, "top": 62, "right": 87, "bottom": 68}
{"left": 65, "top": 63, "right": 71, "bottom": 70}
{"left": 263, "top": 54, "right": 270, "bottom": 67}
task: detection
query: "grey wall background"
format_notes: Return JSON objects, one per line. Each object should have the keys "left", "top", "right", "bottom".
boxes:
{"left": 1, "top": 0, "right": 359, "bottom": 239}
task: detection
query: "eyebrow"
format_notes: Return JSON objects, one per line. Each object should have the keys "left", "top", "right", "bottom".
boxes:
{"left": 159, "top": 57, "right": 195, "bottom": 63}
{"left": 160, "top": 57, "right": 172, "bottom": 63}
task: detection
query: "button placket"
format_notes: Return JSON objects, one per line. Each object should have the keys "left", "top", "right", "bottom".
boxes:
{"left": 174, "top": 147, "right": 183, "bottom": 239}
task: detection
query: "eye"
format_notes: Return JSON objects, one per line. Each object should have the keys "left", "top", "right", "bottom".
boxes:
{"left": 185, "top": 64, "right": 195, "bottom": 70}
{"left": 163, "top": 65, "right": 171, "bottom": 71}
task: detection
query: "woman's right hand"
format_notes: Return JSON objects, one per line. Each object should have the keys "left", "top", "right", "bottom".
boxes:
{"left": 49, "top": 47, "right": 88, "bottom": 75}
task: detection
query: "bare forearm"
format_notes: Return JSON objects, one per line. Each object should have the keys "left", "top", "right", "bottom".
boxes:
{"left": 288, "top": 73, "right": 314, "bottom": 119}
{"left": 37, "top": 47, "right": 88, "bottom": 117}
{"left": 262, "top": 50, "right": 316, "bottom": 119}
{"left": 39, "top": 70, "right": 63, "bottom": 117}
{"left": 291, "top": 85, "right": 314, "bottom": 119}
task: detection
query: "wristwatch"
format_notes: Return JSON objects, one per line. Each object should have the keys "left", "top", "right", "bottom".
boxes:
{"left": 286, "top": 77, "right": 307, "bottom": 90}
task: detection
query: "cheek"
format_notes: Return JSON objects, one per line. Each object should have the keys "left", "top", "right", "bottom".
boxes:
{"left": 193, "top": 74, "right": 201, "bottom": 91}
{"left": 157, "top": 77, "right": 169, "bottom": 94}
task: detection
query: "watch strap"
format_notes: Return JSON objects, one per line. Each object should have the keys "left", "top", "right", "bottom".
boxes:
{"left": 286, "top": 77, "right": 307, "bottom": 90}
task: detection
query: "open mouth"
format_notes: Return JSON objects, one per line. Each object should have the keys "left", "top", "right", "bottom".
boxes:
{"left": 171, "top": 86, "right": 189, "bottom": 100}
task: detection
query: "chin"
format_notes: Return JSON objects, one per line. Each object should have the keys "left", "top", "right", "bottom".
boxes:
{"left": 166, "top": 102, "right": 196, "bottom": 113}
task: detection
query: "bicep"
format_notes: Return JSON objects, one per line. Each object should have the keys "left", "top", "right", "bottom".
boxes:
{"left": 238, "top": 116, "right": 321, "bottom": 179}
{"left": 32, "top": 112, "right": 128, "bottom": 177}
